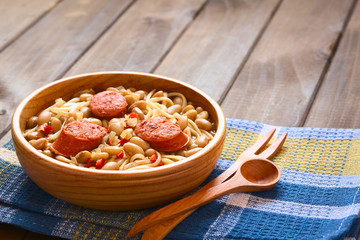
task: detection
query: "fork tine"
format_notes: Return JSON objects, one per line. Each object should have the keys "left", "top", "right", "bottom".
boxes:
{"left": 242, "top": 128, "right": 276, "bottom": 155}
{"left": 258, "top": 132, "right": 288, "bottom": 159}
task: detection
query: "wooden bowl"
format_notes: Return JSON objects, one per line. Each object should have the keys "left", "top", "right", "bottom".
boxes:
{"left": 11, "top": 72, "right": 226, "bottom": 211}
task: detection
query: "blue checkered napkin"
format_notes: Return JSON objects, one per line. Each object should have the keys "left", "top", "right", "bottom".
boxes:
{"left": 0, "top": 118, "right": 359, "bottom": 239}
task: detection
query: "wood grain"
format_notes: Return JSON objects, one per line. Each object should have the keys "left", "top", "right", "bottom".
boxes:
{"left": 0, "top": 0, "right": 59, "bottom": 52}
{"left": 304, "top": 1, "right": 360, "bottom": 128}
{"left": 221, "top": 0, "right": 355, "bottom": 126}
{"left": 65, "top": 0, "right": 206, "bottom": 76}
{"left": 0, "top": 0, "right": 133, "bottom": 136}
{"left": 154, "top": 0, "right": 281, "bottom": 101}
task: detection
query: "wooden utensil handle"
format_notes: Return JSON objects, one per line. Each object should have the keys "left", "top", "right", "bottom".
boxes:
{"left": 127, "top": 173, "right": 247, "bottom": 237}
{"left": 140, "top": 160, "right": 244, "bottom": 239}
{"left": 141, "top": 210, "right": 195, "bottom": 240}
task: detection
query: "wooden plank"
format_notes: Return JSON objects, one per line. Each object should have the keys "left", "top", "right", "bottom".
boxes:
{"left": 0, "top": 0, "right": 59, "bottom": 51}
{"left": 0, "top": 0, "right": 133, "bottom": 136}
{"left": 221, "top": 0, "right": 355, "bottom": 127}
{"left": 154, "top": 0, "right": 281, "bottom": 101}
{"left": 304, "top": 1, "right": 360, "bottom": 128}
{"left": 65, "top": 0, "right": 206, "bottom": 75}
{"left": 0, "top": 223, "right": 26, "bottom": 240}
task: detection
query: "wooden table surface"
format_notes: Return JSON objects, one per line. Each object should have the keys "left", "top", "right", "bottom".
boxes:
{"left": 1, "top": 0, "right": 359, "bottom": 239}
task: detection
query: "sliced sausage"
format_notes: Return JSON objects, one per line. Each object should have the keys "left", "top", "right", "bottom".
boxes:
{"left": 135, "top": 117, "right": 181, "bottom": 142}
{"left": 49, "top": 120, "right": 108, "bottom": 157}
{"left": 150, "top": 131, "right": 190, "bottom": 152}
{"left": 90, "top": 91, "right": 128, "bottom": 118}
{"left": 135, "top": 117, "right": 189, "bottom": 152}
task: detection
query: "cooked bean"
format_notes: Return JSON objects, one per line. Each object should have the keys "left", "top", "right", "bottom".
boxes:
{"left": 102, "top": 146, "right": 122, "bottom": 155}
{"left": 85, "top": 118, "right": 102, "bottom": 126}
{"left": 195, "top": 135, "right": 209, "bottom": 148}
{"left": 123, "top": 142, "right": 144, "bottom": 156}
{"left": 42, "top": 149, "right": 54, "bottom": 158}
{"left": 130, "top": 136, "right": 150, "bottom": 150}
{"left": 27, "top": 116, "right": 38, "bottom": 128}
{"left": 145, "top": 148, "right": 156, "bottom": 157}
{"left": 79, "top": 93, "right": 93, "bottom": 102}
{"left": 177, "top": 115, "right": 188, "bottom": 130}
{"left": 106, "top": 87, "right": 120, "bottom": 93}
{"left": 80, "top": 107, "right": 91, "bottom": 118}
{"left": 91, "top": 152, "right": 109, "bottom": 160}
{"left": 167, "top": 104, "right": 182, "bottom": 115}
{"left": 108, "top": 120, "right": 124, "bottom": 135}
{"left": 59, "top": 116, "right": 66, "bottom": 123}
{"left": 197, "top": 111, "right": 209, "bottom": 119}
{"left": 67, "top": 111, "right": 77, "bottom": 119}
{"left": 184, "top": 148, "right": 202, "bottom": 157}
{"left": 129, "top": 100, "right": 147, "bottom": 111}
{"left": 184, "top": 109, "right": 197, "bottom": 121}
{"left": 182, "top": 105, "right": 195, "bottom": 113}
{"left": 152, "top": 90, "right": 164, "bottom": 98}
{"left": 135, "top": 90, "right": 145, "bottom": 100}
{"left": 196, "top": 107, "right": 204, "bottom": 113}
{"left": 75, "top": 151, "right": 91, "bottom": 164}
{"left": 195, "top": 118, "right": 212, "bottom": 131}
{"left": 125, "top": 95, "right": 135, "bottom": 105}
{"left": 51, "top": 118, "right": 62, "bottom": 132}
{"left": 29, "top": 138, "right": 48, "bottom": 150}
{"left": 173, "top": 96, "right": 183, "bottom": 105}
{"left": 132, "top": 107, "right": 144, "bottom": 120}
{"left": 38, "top": 111, "right": 52, "bottom": 125}
{"left": 102, "top": 161, "right": 120, "bottom": 170}
{"left": 26, "top": 131, "right": 39, "bottom": 140}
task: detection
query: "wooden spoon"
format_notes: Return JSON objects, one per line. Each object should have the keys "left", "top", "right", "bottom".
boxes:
{"left": 127, "top": 157, "right": 281, "bottom": 237}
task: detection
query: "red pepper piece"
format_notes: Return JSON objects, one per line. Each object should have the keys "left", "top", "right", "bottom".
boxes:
{"left": 119, "top": 138, "right": 129, "bottom": 146}
{"left": 84, "top": 158, "right": 92, "bottom": 168}
{"left": 149, "top": 154, "right": 157, "bottom": 162}
{"left": 39, "top": 123, "right": 53, "bottom": 135}
{"left": 128, "top": 112, "right": 139, "bottom": 120}
{"left": 116, "top": 151, "right": 124, "bottom": 159}
{"left": 95, "top": 158, "right": 105, "bottom": 169}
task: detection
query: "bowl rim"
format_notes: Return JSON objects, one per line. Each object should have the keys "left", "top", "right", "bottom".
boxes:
{"left": 12, "top": 71, "right": 226, "bottom": 177}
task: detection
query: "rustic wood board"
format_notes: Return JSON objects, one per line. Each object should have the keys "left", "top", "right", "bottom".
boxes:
{"left": 304, "top": 1, "right": 360, "bottom": 128}
{"left": 0, "top": 0, "right": 59, "bottom": 51}
{"left": 0, "top": 0, "right": 133, "bottom": 136}
{"left": 154, "top": 0, "right": 281, "bottom": 102}
{"left": 65, "top": 0, "right": 206, "bottom": 76}
{"left": 221, "top": 0, "right": 355, "bottom": 126}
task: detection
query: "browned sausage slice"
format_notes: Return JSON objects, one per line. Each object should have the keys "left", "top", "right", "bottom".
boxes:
{"left": 90, "top": 91, "right": 127, "bottom": 118}
{"left": 150, "top": 131, "right": 190, "bottom": 152}
{"left": 135, "top": 117, "right": 189, "bottom": 152}
{"left": 49, "top": 120, "right": 108, "bottom": 157}
{"left": 135, "top": 117, "right": 181, "bottom": 142}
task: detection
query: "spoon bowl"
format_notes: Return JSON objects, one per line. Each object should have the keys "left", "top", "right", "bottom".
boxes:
{"left": 240, "top": 158, "right": 280, "bottom": 186}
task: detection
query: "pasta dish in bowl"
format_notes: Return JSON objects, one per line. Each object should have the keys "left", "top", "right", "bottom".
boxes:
{"left": 12, "top": 72, "right": 226, "bottom": 210}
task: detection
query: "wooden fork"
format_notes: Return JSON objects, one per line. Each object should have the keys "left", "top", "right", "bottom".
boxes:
{"left": 127, "top": 128, "right": 287, "bottom": 239}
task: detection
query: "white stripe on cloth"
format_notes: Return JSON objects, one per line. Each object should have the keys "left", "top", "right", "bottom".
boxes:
{"left": 227, "top": 193, "right": 360, "bottom": 219}
{"left": 0, "top": 147, "right": 21, "bottom": 166}
{"left": 204, "top": 194, "right": 250, "bottom": 239}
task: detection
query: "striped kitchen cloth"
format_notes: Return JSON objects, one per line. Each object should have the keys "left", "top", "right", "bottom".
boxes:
{"left": 0, "top": 118, "right": 359, "bottom": 239}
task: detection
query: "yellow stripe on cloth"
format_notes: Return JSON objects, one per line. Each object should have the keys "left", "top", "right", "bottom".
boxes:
{"left": 221, "top": 129, "right": 360, "bottom": 176}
